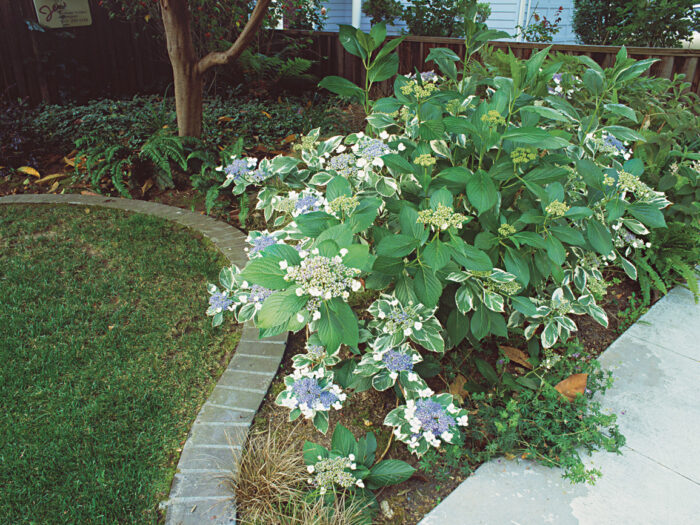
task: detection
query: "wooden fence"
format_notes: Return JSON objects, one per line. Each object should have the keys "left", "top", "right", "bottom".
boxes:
{"left": 0, "top": 0, "right": 169, "bottom": 104}
{"left": 301, "top": 31, "right": 700, "bottom": 97}
{"left": 2, "top": 4, "right": 699, "bottom": 105}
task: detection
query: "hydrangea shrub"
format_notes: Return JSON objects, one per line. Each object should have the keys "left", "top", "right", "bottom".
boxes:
{"left": 207, "top": 32, "right": 669, "bottom": 452}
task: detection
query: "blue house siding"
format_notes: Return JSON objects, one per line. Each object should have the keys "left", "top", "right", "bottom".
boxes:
{"left": 319, "top": 0, "right": 576, "bottom": 44}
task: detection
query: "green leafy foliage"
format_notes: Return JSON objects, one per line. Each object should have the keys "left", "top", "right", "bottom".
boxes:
{"left": 469, "top": 343, "right": 625, "bottom": 484}
{"left": 573, "top": 0, "right": 700, "bottom": 47}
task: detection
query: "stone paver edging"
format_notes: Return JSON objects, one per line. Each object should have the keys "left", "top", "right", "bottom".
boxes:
{"left": 0, "top": 194, "right": 287, "bottom": 524}
{"left": 419, "top": 285, "right": 700, "bottom": 525}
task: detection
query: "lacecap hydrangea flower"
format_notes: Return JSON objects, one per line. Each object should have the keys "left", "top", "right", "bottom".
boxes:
{"left": 354, "top": 342, "right": 428, "bottom": 393}
{"left": 276, "top": 366, "right": 346, "bottom": 421}
{"left": 384, "top": 393, "right": 469, "bottom": 456}
{"left": 244, "top": 230, "right": 286, "bottom": 258}
{"left": 282, "top": 248, "right": 362, "bottom": 320}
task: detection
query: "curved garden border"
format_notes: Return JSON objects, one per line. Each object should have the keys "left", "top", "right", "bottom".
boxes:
{"left": 0, "top": 193, "right": 287, "bottom": 525}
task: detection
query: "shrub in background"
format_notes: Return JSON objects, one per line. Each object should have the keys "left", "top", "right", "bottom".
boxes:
{"left": 573, "top": 0, "right": 700, "bottom": 47}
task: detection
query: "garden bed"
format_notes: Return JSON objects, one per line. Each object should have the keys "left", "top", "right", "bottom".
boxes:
{"left": 248, "top": 272, "right": 649, "bottom": 524}
{"left": 0, "top": 204, "right": 240, "bottom": 524}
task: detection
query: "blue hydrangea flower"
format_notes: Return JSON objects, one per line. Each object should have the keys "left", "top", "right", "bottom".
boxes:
{"left": 292, "top": 377, "right": 338, "bottom": 410}
{"left": 209, "top": 291, "right": 233, "bottom": 312}
{"left": 224, "top": 158, "right": 253, "bottom": 182}
{"left": 328, "top": 153, "right": 359, "bottom": 177}
{"left": 248, "top": 234, "right": 278, "bottom": 256}
{"left": 382, "top": 349, "right": 414, "bottom": 372}
{"left": 414, "top": 399, "right": 456, "bottom": 436}
{"left": 604, "top": 135, "right": 625, "bottom": 153}
{"left": 355, "top": 138, "right": 391, "bottom": 161}
{"left": 249, "top": 285, "right": 272, "bottom": 305}
{"left": 295, "top": 193, "right": 322, "bottom": 215}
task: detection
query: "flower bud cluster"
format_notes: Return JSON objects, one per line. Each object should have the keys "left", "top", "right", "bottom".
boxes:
{"left": 307, "top": 455, "right": 362, "bottom": 494}
{"left": 498, "top": 223, "right": 516, "bottom": 237}
{"left": 417, "top": 204, "right": 466, "bottom": 231}
{"left": 545, "top": 200, "right": 570, "bottom": 218}
{"left": 328, "top": 195, "right": 360, "bottom": 217}
{"left": 511, "top": 147, "right": 537, "bottom": 164}
{"left": 617, "top": 170, "right": 654, "bottom": 201}
{"left": 485, "top": 279, "right": 522, "bottom": 296}
{"left": 293, "top": 134, "right": 318, "bottom": 152}
{"left": 400, "top": 80, "right": 439, "bottom": 100}
{"left": 413, "top": 154, "right": 436, "bottom": 167}
{"left": 481, "top": 110, "right": 506, "bottom": 127}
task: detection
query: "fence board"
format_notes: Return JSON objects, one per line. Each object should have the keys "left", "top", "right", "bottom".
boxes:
{"left": 2, "top": 6, "right": 700, "bottom": 105}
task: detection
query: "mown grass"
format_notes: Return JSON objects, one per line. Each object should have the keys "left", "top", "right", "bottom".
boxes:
{"left": 0, "top": 204, "right": 240, "bottom": 524}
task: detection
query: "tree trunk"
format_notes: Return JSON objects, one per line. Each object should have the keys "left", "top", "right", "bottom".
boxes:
{"left": 160, "top": 0, "right": 202, "bottom": 137}
{"left": 160, "top": 0, "right": 272, "bottom": 137}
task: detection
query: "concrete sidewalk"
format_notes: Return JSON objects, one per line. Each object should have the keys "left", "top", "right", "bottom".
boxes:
{"left": 420, "top": 286, "right": 700, "bottom": 525}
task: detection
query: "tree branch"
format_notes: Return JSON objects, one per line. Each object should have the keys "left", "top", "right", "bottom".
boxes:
{"left": 196, "top": 0, "right": 273, "bottom": 76}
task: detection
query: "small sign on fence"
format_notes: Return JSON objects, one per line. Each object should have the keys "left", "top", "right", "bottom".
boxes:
{"left": 33, "top": 0, "right": 92, "bottom": 28}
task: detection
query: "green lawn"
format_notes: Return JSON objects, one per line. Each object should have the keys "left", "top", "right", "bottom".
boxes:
{"left": 0, "top": 204, "right": 240, "bottom": 524}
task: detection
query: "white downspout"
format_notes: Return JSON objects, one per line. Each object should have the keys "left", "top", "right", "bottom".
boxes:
{"left": 351, "top": 0, "right": 362, "bottom": 28}
{"left": 516, "top": 0, "right": 527, "bottom": 41}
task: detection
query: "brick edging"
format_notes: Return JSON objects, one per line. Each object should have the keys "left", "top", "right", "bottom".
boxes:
{"left": 0, "top": 194, "right": 287, "bottom": 524}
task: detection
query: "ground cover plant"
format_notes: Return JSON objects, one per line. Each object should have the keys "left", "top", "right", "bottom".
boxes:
{"left": 0, "top": 93, "right": 353, "bottom": 213}
{"left": 0, "top": 205, "right": 240, "bottom": 524}
{"left": 199, "top": 12, "right": 700, "bottom": 521}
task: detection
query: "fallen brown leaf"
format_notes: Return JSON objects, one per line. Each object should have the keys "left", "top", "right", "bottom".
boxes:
{"left": 448, "top": 373, "right": 467, "bottom": 402}
{"left": 17, "top": 166, "right": 40, "bottom": 177}
{"left": 141, "top": 178, "right": 154, "bottom": 196}
{"left": 500, "top": 345, "right": 533, "bottom": 370}
{"left": 36, "top": 173, "right": 69, "bottom": 185}
{"left": 554, "top": 373, "right": 588, "bottom": 402}
{"left": 80, "top": 191, "right": 99, "bottom": 196}
{"left": 48, "top": 181, "right": 59, "bottom": 193}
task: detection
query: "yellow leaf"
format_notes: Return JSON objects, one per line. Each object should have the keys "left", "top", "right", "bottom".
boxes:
{"left": 18, "top": 166, "right": 40, "bottom": 177}
{"left": 499, "top": 345, "right": 533, "bottom": 370}
{"left": 218, "top": 116, "right": 233, "bottom": 122}
{"left": 48, "top": 181, "right": 59, "bottom": 193}
{"left": 261, "top": 111, "right": 272, "bottom": 119}
{"left": 141, "top": 178, "right": 154, "bottom": 196}
{"left": 555, "top": 373, "right": 588, "bottom": 402}
{"left": 36, "top": 173, "right": 69, "bottom": 184}
{"left": 144, "top": 14, "right": 151, "bottom": 22}
{"left": 448, "top": 374, "right": 467, "bottom": 403}
{"left": 63, "top": 156, "right": 76, "bottom": 167}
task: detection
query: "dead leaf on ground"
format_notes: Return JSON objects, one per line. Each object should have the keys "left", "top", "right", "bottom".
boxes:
{"left": 17, "top": 166, "right": 40, "bottom": 177}
{"left": 281, "top": 134, "right": 297, "bottom": 144}
{"left": 554, "top": 373, "right": 588, "bottom": 402}
{"left": 448, "top": 373, "right": 468, "bottom": 402}
{"left": 36, "top": 173, "right": 69, "bottom": 184}
{"left": 48, "top": 181, "right": 59, "bottom": 193}
{"left": 63, "top": 156, "right": 76, "bottom": 167}
{"left": 500, "top": 345, "right": 533, "bottom": 370}
{"left": 141, "top": 178, "right": 154, "bottom": 196}
{"left": 80, "top": 191, "right": 99, "bottom": 196}
{"left": 218, "top": 116, "right": 233, "bottom": 122}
